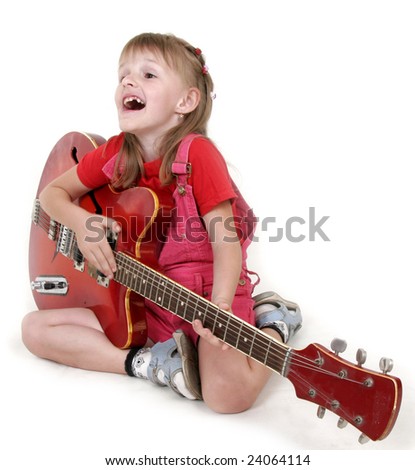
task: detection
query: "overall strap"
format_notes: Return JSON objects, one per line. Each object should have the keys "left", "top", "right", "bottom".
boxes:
{"left": 172, "top": 133, "right": 257, "bottom": 251}
{"left": 172, "top": 133, "right": 201, "bottom": 190}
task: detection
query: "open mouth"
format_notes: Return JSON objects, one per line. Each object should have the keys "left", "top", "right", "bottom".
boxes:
{"left": 123, "top": 96, "right": 145, "bottom": 111}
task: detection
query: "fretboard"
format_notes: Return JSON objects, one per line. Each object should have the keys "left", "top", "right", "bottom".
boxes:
{"left": 114, "top": 252, "right": 291, "bottom": 375}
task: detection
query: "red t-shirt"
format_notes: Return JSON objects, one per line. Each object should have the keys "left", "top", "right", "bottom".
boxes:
{"left": 77, "top": 133, "right": 236, "bottom": 216}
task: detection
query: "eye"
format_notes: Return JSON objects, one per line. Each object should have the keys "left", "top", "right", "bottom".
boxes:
{"left": 144, "top": 72, "right": 157, "bottom": 79}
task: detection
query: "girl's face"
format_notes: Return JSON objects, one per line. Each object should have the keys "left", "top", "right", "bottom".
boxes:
{"left": 115, "top": 48, "right": 190, "bottom": 148}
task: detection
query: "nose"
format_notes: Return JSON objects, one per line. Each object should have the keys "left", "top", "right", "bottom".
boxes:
{"left": 121, "top": 73, "right": 139, "bottom": 88}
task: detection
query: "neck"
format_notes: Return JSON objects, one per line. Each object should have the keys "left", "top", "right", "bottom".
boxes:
{"left": 136, "top": 135, "right": 159, "bottom": 162}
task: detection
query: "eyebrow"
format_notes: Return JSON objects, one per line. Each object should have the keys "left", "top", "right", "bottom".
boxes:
{"left": 118, "top": 56, "right": 162, "bottom": 70}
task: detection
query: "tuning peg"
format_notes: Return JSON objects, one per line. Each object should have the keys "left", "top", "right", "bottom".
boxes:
{"left": 317, "top": 406, "right": 326, "bottom": 419}
{"left": 330, "top": 338, "right": 347, "bottom": 355}
{"left": 337, "top": 417, "right": 348, "bottom": 429}
{"left": 356, "top": 348, "right": 367, "bottom": 367}
{"left": 379, "top": 357, "right": 394, "bottom": 374}
{"left": 358, "top": 433, "right": 370, "bottom": 444}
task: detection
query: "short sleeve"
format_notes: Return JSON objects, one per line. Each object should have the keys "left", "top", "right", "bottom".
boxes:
{"left": 188, "top": 138, "right": 237, "bottom": 216}
{"left": 76, "top": 133, "right": 125, "bottom": 188}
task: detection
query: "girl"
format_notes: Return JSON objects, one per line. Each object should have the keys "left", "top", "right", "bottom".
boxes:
{"left": 22, "top": 33, "right": 302, "bottom": 412}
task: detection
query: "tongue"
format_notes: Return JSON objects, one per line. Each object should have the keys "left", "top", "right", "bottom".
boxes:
{"left": 126, "top": 99, "right": 145, "bottom": 111}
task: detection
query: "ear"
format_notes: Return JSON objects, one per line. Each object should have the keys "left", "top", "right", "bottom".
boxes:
{"left": 176, "top": 87, "right": 201, "bottom": 115}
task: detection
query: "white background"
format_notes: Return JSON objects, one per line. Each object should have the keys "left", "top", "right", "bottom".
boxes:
{"left": 1, "top": 0, "right": 414, "bottom": 468}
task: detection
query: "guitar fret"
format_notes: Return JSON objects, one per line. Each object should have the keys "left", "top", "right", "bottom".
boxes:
{"left": 202, "top": 305, "right": 216, "bottom": 331}
{"left": 165, "top": 282, "right": 173, "bottom": 311}
{"left": 222, "top": 314, "right": 231, "bottom": 342}
{"left": 267, "top": 344, "right": 284, "bottom": 372}
{"left": 183, "top": 293, "right": 198, "bottom": 322}
{"left": 189, "top": 296, "right": 206, "bottom": 323}
{"left": 147, "top": 273, "right": 155, "bottom": 302}
{"left": 150, "top": 272, "right": 161, "bottom": 304}
{"left": 234, "top": 323, "right": 252, "bottom": 355}
{"left": 132, "top": 271, "right": 139, "bottom": 292}
{"left": 115, "top": 265, "right": 124, "bottom": 284}
{"left": 121, "top": 265, "right": 129, "bottom": 286}
{"left": 176, "top": 289, "right": 190, "bottom": 320}
{"left": 180, "top": 291, "right": 188, "bottom": 320}
{"left": 212, "top": 310, "right": 230, "bottom": 342}
{"left": 157, "top": 280, "right": 166, "bottom": 307}
{"left": 197, "top": 301, "right": 208, "bottom": 324}
{"left": 140, "top": 266, "right": 151, "bottom": 295}
{"left": 249, "top": 329, "right": 257, "bottom": 357}
{"left": 253, "top": 336, "right": 272, "bottom": 365}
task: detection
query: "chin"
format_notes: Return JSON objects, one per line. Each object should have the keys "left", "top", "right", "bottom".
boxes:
{"left": 118, "top": 120, "right": 138, "bottom": 134}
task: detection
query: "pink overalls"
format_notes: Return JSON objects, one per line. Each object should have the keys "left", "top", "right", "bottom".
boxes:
{"left": 145, "top": 135, "right": 258, "bottom": 345}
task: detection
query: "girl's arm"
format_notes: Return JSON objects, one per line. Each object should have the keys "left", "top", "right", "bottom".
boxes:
{"left": 39, "top": 166, "right": 120, "bottom": 278}
{"left": 193, "top": 200, "right": 242, "bottom": 348}
{"left": 203, "top": 200, "right": 242, "bottom": 309}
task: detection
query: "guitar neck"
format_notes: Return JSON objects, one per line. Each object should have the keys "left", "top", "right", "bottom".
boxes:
{"left": 115, "top": 251, "right": 291, "bottom": 375}
{"left": 33, "top": 200, "right": 292, "bottom": 376}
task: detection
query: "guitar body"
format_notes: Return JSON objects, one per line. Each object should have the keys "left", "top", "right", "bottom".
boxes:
{"left": 29, "top": 132, "right": 170, "bottom": 349}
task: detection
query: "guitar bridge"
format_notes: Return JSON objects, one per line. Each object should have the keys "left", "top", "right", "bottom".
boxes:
{"left": 57, "top": 225, "right": 75, "bottom": 258}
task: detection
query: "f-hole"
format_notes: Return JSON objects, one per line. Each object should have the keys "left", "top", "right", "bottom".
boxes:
{"left": 71, "top": 146, "right": 79, "bottom": 164}
{"left": 71, "top": 146, "right": 103, "bottom": 215}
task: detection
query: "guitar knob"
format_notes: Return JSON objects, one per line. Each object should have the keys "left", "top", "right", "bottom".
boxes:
{"left": 379, "top": 357, "right": 394, "bottom": 374}
{"left": 356, "top": 348, "right": 367, "bottom": 367}
{"left": 358, "top": 433, "right": 370, "bottom": 444}
{"left": 337, "top": 417, "right": 348, "bottom": 429}
{"left": 330, "top": 338, "right": 347, "bottom": 355}
{"left": 317, "top": 406, "right": 326, "bottom": 419}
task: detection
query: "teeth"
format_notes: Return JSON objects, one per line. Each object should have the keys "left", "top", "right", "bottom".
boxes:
{"left": 124, "top": 96, "right": 143, "bottom": 104}
{"left": 123, "top": 96, "right": 145, "bottom": 110}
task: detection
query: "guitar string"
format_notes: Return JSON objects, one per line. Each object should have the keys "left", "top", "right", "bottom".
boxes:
{"left": 115, "top": 254, "right": 289, "bottom": 369}
{"left": 115, "top": 253, "right": 342, "bottom": 379}
{"left": 118, "top": 256, "right": 361, "bottom": 386}
{"left": 287, "top": 369, "right": 361, "bottom": 427}
{"left": 34, "top": 207, "right": 363, "bottom": 383}
{"left": 116, "top": 253, "right": 376, "bottom": 388}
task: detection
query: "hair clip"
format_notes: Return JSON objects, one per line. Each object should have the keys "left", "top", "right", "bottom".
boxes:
{"left": 202, "top": 65, "right": 209, "bottom": 75}
{"left": 210, "top": 91, "right": 217, "bottom": 100}
{"left": 194, "top": 48, "right": 202, "bottom": 56}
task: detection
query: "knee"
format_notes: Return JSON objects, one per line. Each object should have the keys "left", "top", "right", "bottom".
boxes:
{"left": 21, "top": 311, "right": 45, "bottom": 356}
{"left": 202, "top": 377, "right": 256, "bottom": 414}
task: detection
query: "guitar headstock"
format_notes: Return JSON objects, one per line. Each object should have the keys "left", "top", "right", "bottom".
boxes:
{"left": 286, "top": 340, "right": 402, "bottom": 443}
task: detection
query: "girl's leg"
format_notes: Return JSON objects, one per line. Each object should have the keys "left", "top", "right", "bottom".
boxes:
{"left": 21, "top": 308, "right": 128, "bottom": 373}
{"left": 196, "top": 323, "right": 282, "bottom": 414}
{"left": 21, "top": 309, "right": 200, "bottom": 399}
{"left": 195, "top": 291, "right": 302, "bottom": 413}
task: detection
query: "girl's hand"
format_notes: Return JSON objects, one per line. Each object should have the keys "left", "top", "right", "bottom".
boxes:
{"left": 192, "top": 300, "right": 231, "bottom": 351}
{"left": 75, "top": 215, "right": 121, "bottom": 278}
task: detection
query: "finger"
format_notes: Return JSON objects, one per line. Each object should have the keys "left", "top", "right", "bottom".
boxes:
{"left": 104, "top": 217, "right": 121, "bottom": 234}
{"left": 217, "top": 302, "right": 231, "bottom": 312}
{"left": 192, "top": 319, "right": 223, "bottom": 348}
{"left": 87, "top": 244, "right": 117, "bottom": 278}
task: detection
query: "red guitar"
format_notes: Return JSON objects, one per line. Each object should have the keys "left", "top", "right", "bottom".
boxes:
{"left": 29, "top": 132, "right": 402, "bottom": 444}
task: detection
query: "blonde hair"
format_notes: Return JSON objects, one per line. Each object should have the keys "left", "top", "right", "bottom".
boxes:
{"left": 111, "top": 32, "right": 214, "bottom": 188}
